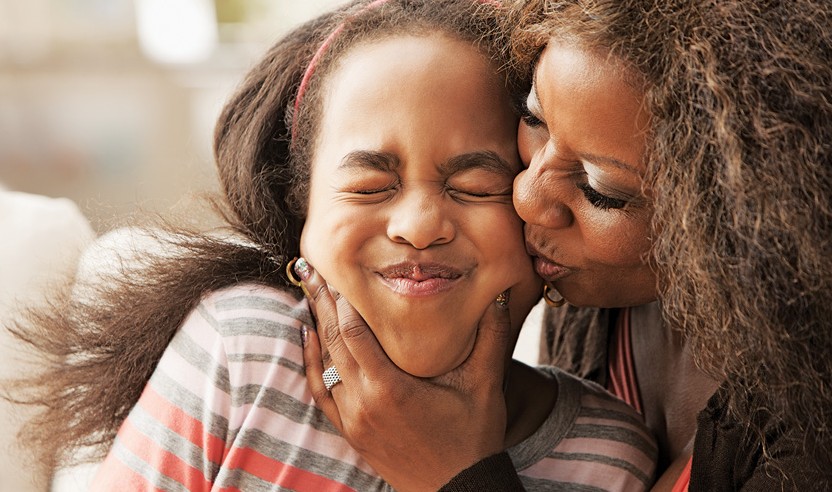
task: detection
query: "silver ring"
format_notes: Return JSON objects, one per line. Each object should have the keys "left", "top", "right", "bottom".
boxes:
{"left": 322, "top": 366, "right": 342, "bottom": 391}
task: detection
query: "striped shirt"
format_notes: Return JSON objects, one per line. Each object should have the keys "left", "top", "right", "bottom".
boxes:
{"left": 92, "top": 283, "right": 656, "bottom": 491}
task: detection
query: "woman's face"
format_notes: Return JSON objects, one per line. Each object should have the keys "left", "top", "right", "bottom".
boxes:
{"left": 301, "top": 34, "right": 541, "bottom": 377}
{"left": 515, "top": 39, "right": 657, "bottom": 308}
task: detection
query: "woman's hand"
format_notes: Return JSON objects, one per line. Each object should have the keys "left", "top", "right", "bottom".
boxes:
{"left": 295, "top": 258, "right": 512, "bottom": 492}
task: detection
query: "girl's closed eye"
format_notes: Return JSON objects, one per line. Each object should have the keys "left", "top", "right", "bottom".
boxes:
{"left": 338, "top": 173, "right": 400, "bottom": 202}
{"left": 446, "top": 168, "right": 514, "bottom": 204}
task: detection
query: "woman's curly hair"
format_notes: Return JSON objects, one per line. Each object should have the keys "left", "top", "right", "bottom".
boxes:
{"left": 510, "top": 0, "right": 832, "bottom": 465}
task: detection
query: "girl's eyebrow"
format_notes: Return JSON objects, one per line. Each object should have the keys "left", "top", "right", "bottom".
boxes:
{"left": 441, "top": 151, "right": 517, "bottom": 177}
{"left": 338, "top": 150, "right": 515, "bottom": 176}
{"left": 339, "top": 150, "right": 400, "bottom": 171}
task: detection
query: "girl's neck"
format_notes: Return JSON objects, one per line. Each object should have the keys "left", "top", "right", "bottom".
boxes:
{"left": 502, "top": 360, "right": 558, "bottom": 449}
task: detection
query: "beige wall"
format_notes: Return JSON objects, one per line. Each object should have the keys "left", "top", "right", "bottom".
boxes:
{"left": 0, "top": 0, "right": 345, "bottom": 232}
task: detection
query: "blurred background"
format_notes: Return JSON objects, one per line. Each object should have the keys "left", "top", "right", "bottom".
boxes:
{"left": 0, "top": 0, "right": 345, "bottom": 232}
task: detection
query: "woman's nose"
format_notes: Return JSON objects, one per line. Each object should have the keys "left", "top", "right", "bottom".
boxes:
{"left": 386, "top": 190, "right": 455, "bottom": 249}
{"left": 513, "top": 163, "right": 574, "bottom": 230}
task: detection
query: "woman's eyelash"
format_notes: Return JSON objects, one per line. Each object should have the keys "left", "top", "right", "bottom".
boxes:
{"left": 577, "top": 183, "right": 627, "bottom": 210}
{"left": 518, "top": 100, "right": 544, "bottom": 127}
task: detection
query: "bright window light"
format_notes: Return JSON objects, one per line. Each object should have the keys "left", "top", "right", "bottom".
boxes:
{"left": 135, "top": 0, "right": 218, "bottom": 64}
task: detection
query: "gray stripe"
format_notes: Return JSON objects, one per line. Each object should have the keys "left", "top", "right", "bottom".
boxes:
{"left": 215, "top": 468, "right": 295, "bottom": 491}
{"left": 549, "top": 451, "right": 652, "bottom": 486}
{"left": 224, "top": 427, "right": 389, "bottom": 491}
{"left": 111, "top": 437, "right": 190, "bottom": 492}
{"left": 126, "top": 404, "right": 221, "bottom": 480}
{"left": 230, "top": 382, "right": 339, "bottom": 435}
{"left": 213, "top": 292, "right": 313, "bottom": 326}
{"left": 508, "top": 366, "right": 582, "bottom": 470}
{"left": 519, "top": 475, "right": 607, "bottom": 492}
{"left": 197, "top": 301, "right": 306, "bottom": 347}
{"left": 151, "top": 371, "right": 230, "bottom": 442}
{"left": 165, "top": 307, "right": 335, "bottom": 437}
{"left": 578, "top": 405, "right": 649, "bottom": 432}
{"left": 566, "top": 423, "right": 657, "bottom": 460}
{"left": 168, "top": 322, "right": 232, "bottom": 394}
{"left": 226, "top": 352, "right": 305, "bottom": 376}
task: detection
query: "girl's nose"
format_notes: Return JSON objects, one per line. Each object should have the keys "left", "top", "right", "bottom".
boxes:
{"left": 386, "top": 190, "right": 454, "bottom": 249}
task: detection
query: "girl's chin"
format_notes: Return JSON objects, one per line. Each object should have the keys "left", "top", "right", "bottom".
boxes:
{"left": 381, "top": 340, "right": 475, "bottom": 378}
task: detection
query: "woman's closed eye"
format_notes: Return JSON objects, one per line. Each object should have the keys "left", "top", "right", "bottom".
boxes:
{"left": 518, "top": 99, "right": 544, "bottom": 128}
{"left": 577, "top": 182, "right": 628, "bottom": 210}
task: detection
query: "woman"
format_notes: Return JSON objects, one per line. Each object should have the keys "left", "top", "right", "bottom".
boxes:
{"left": 299, "top": 0, "right": 832, "bottom": 489}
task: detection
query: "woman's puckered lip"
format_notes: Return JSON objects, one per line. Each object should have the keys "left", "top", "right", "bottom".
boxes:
{"left": 525, "top": 241, "right": 574, "bottom": 281}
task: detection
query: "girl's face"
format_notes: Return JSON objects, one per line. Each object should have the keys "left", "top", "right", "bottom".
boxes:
{"left": 300, "top": 34, "right": 541, "bottom": 377}
{"left": 516, "top": 39, "right": 657, "bottom": 308}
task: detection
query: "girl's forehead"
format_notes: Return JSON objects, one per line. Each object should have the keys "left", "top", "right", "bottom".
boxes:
{"left": 310, "top": 33, "right": 517, "bottom": 176}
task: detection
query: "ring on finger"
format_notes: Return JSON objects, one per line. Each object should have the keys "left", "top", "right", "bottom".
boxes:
{"left": 322, "top": 365, "right": 342, "bottom": 391}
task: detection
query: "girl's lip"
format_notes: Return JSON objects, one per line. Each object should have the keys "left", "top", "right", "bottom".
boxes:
{"left": 377, "top": 276, "right": 460, "bottom": 297}
{"left": 376, "top": 262, "right": 465, "bottom": 297}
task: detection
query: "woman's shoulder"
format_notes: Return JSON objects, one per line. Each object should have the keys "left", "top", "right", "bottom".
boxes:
{"left": 692, "top": 384, "right": 832, "bottom": 490}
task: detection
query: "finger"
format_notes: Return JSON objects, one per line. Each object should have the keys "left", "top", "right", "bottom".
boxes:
{"left": 294, "top": 258, "right": 358, "bottom": 375}
{"left": 301, "top": 325, "right": 343, "bottom": 432}
{"left": 333, "top": 291, "right": 399, "bottom": 380}
{"left": 464, "top": 291, "right": 514, "bottom": 381}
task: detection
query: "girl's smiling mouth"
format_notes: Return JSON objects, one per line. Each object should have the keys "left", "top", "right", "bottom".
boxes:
{"left": 376, "top": 262, "right": 465, "bottom": 297}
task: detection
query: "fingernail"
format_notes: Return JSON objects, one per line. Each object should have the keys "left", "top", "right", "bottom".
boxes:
{"left": 301, "top": 325, "right": 309, "bottom": 347}
{"left": 294, "top": 257, "right": 313, "bottom": 281}
{"left": 496, "top": 289, "right": 510, "bottom": 309}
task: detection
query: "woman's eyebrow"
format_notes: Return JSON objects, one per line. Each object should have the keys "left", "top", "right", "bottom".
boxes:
{"left": 338, "top": 150, "right": 400, "bottom": 172}
{"left": 441, "top": 151, "right": 517, "bottom": 177}
{"left": 577, "top": 151, "right": 643, "bottom": 176}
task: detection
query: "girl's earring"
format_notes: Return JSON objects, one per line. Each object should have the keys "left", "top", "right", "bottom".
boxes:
{"left": 543, "top": 285, "right": 566, "bottom": 307}
{"left": 286, "top": 257, "right": 303, "bottom": 287}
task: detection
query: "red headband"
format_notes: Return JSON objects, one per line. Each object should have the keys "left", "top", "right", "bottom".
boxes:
{"left": 290, "top": 0, "right": 503, "bottom": 145}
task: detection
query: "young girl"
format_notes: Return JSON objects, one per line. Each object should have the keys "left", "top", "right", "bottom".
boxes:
{"left": 14, "top": 1, "right": 656, "bottom": 490}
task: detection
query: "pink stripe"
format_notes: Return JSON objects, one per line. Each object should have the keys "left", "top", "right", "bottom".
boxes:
{"left": 222, "top": 445, "right": 357, "bottom": 492}
{"left": 92, "top": 454, "right": 167, "bottom": 492}
{"left": 574, "top": 414, "right": 655, "bottom": 450}
{"left": 227, "top": 400, "right": 376, "bottom": 475}
{"left": 606, "top": 307, "right": 644, "bottom": 414}
{"left": 553, "top": 436, "right": 655, "bottom": 476}
{"left": 155, "top": 346, "right": 234, "bottom": 417}
{"left": 139, "top": 385, "right": 228, "bottom": 467}
{"left": 156, "top": 334, "right": 374, "bottom": 473}
{"left": 521, "top": 456, "right": 646, "bottom": 490}
{"left": 580, "top": 392, "right": 640, "bottom": 415}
